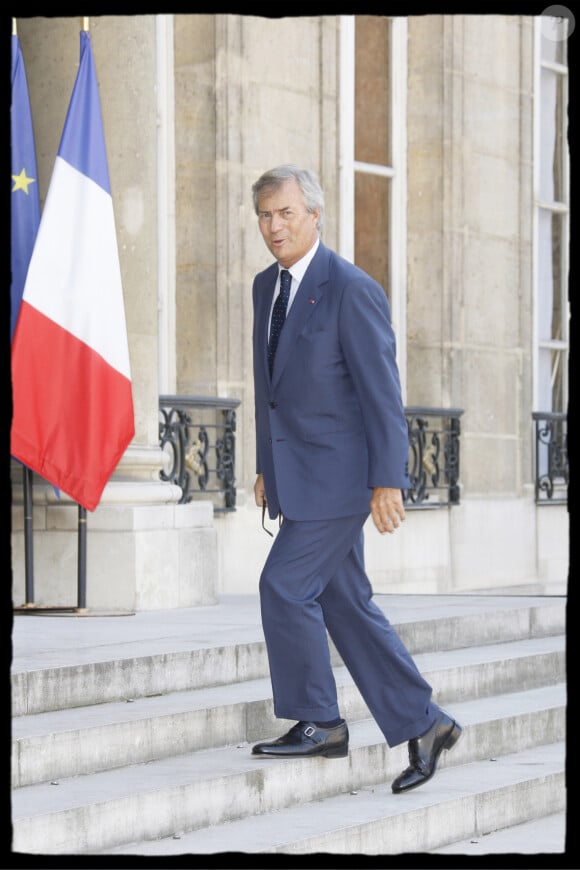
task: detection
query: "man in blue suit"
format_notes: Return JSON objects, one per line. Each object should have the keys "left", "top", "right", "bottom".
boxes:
{"left": 250, "top": 165, "right": 462, "bottom": 793}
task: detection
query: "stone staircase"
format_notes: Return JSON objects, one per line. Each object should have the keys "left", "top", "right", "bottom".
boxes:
{"left": 11, "top": 594, "right": 566, "bottom": 856}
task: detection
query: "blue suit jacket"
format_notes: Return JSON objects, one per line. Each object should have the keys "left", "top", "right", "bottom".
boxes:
{"left": 253, "top": 241, "right": 410, "bottom": 521}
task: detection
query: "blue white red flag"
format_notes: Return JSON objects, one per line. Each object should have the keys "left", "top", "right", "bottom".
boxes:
{"left": 11, "top": 30, "right": 135, "bottom": 511}
{"left": 11, "top": 32, "right": 40, "bottom": 343}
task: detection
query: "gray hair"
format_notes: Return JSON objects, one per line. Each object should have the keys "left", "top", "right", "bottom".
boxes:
{"left": 252, "top": 164, "right": 324, "bottom": 232}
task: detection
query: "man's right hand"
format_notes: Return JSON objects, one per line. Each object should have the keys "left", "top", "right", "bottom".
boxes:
{"left": 254, "top": 474, "right": 267, "bottom": 507}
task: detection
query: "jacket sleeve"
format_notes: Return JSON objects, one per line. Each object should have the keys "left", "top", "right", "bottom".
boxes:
{"left": 338, "top": 276, "right": 410, "bottom": 489}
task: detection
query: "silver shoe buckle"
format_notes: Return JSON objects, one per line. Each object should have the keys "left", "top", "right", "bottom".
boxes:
{"left": 303, "top": 725, "right": 316, "bottom": 737}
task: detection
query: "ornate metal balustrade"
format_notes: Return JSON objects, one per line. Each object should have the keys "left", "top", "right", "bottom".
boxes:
{"left": 532, "top": 411, "right": 568, "bottom": 504}
{"left": 159, "top": 397, "right": 464, "bottom": 512}
{"left": 403, "top": 407, "right": 464, "bottom": 508}
{"left": 159, "top": 395, "right": 240, "bottom": 512}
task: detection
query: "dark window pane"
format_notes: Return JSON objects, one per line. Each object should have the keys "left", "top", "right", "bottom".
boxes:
{"left": 355, "top": 172, "right": 390, "bottom": 296}
{"left": 537, "top": 209, "right": 563, "bottom": 342}
{"left": 540, "top": 67, "right": 566, "bottom": 203}
{"left": 355, "top": 16, "right": 391, "bottom": 166}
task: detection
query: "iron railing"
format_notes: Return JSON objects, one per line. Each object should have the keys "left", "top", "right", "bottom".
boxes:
{"left": 159, "top": 397, "right": 464, "bottom": 511}
{"left": 159, "top": 395, "right": 240, "bottom": 512}
{"left": 403, "top": 407, "right": 464, "bottom": 508}
{"left": 532, "top": 411, "right": 568, "bottom": 504}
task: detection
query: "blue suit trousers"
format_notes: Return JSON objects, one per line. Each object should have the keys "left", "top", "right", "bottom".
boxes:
{"left": 259, "top": 513, "right": 439, "bottom": 747}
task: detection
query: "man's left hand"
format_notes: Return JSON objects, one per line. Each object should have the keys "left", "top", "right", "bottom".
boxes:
{"left": 370, "top": 487, "right": 406, "bottom": 534}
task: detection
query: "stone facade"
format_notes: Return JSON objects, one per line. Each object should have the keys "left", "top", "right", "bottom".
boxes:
{"left": 11, "top": 14, "right": 567, "bottom": 610}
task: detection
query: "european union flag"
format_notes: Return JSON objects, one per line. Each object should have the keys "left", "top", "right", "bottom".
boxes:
{"left": 11, "top": 32, "right": 40, "bottom": 344}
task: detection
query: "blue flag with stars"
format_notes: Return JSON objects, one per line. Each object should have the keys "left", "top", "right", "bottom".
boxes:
{"left": 11, "top": 32, "right": 40, "bottom": 343}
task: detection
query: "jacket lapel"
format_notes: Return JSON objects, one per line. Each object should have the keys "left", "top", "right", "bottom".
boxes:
{"left": 255, "top": 264, "right": 278, "bottom": 385}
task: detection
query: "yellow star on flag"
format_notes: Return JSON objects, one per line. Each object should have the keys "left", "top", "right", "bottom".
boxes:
{"left": 12, "top": 168, "right": 36, "bottom": 195}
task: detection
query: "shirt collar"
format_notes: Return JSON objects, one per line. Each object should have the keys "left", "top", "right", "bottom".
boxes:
{"left": 279, "top": 237, "right": 320, "bottom": 286}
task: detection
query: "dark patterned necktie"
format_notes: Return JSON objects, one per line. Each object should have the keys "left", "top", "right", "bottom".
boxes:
{"left": 268, "top": 269, "right": 292, "bottom": 376}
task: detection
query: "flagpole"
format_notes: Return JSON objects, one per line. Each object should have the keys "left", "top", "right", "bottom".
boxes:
{"left": 23, "top": 466, "right": 35, "bottom": 605}
{"left": 77, "top": 506, "right": 87, "bottom": 611}
{"left": 12, "top": 17, "right": 38, "bottom": 609}
{"left": 14, "top": 20, "right": 35, "bottom": 603}
{"left": 75, "top": 14, "right": 89, "bottom": 614}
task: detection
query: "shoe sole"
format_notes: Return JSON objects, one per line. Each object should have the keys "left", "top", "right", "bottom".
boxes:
{"left": 252, "top": 745, "right": 349, "bottom": 759}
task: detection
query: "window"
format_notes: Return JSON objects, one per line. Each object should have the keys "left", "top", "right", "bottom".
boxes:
{"left": 534, "top": 15, "right": 569, "bottom": 414}
{"left": 339, "top": 15, "right": 408, "bottom": 392}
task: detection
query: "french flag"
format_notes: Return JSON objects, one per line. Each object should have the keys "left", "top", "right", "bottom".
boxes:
{"left": 11, "top": 30, "right": 135, "bottom": 512}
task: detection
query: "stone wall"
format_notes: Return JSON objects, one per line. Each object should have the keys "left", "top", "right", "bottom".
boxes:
{"left": 406, "top": 15, "right": 535, "bottom": 497}
{"left": 11, "top": 15, "right": 567, "bottom": 607}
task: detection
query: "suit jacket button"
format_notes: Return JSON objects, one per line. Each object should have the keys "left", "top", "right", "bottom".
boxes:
{"left": 269, "top": 402, "right": 278, "bottom": 409}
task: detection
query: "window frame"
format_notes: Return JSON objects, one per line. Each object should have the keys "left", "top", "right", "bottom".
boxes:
{"left": 532, "top": 16, "right": 570, "bottom": 415}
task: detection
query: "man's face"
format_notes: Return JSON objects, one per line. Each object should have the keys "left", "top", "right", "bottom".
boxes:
{"left": 257, "top": 179, "right": 320, "bottom": 269}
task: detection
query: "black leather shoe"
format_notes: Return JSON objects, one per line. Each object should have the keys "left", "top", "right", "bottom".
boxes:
{"left": 391, "top": 709, "right": 462, "bottom": 794}
{"left": 252, "top": 720, "right": 349, "bottom": 758}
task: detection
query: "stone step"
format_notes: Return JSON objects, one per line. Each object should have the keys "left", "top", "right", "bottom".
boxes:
{"left": 432, "top": 810, "right": 566, "bottom": 855}
{"left": 11, "top": 685, "right": 565, "bottom": 855}
{"left": 98, "top": 742, "right": 565, "bottom": 855}
{"left": 11, "top": 634, "right": 565, "bottom": 788}
{"left": 11, "top": 595, "right": 566, "bottom": 716}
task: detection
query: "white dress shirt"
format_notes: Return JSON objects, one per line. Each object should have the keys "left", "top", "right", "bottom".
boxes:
{"left": 268, "top": 238, "right": 320, "bottom": 336}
